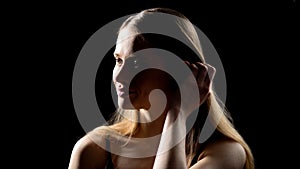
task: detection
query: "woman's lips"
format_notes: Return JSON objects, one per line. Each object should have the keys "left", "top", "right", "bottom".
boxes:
{"left": 117, "top": 89, "right": 137, "bottom": 97}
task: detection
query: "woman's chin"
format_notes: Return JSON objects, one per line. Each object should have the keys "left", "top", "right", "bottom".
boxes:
{"left": 118, "top": 99, "right": 136, "bottom": 110}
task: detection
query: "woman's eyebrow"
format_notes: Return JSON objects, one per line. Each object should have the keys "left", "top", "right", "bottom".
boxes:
{"left": 113, "top": 52, "right": 120, "bottom": 58}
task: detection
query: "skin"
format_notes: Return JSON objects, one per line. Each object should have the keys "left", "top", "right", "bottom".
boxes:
{"left": 68, "top": 28, "right": 247, "bottom": 169}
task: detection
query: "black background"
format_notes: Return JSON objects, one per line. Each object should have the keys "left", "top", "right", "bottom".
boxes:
{"left": 7, "top": 1, "right": 297, "bottom": 169}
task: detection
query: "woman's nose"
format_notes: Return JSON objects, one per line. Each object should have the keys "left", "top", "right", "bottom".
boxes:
{"left": 113, "top": 63, "right": 133, "bottom": 86}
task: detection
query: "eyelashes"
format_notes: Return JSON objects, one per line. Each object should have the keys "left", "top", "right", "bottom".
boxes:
{"left": 115, "top": 56, "right": 142, "bottom": 69}
{"left": 115, "top": 58, "right": 123, "bottom": 66}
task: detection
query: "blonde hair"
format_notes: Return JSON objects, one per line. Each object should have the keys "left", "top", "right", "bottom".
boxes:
{"left": 100, "top": 7, "right": 254, "bottom": 169}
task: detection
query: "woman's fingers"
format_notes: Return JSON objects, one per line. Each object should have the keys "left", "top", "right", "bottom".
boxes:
{"left": 185, "top": 61, "right": 216, "bottom": 104}
{"left": 199, "top": 63, "right": 216, "bottom": 104}
{"left": 205, "top": 63, "right": 216, "bottom": 89}
{"left": 185, "top": 61, "right": 215, "bottom": 83}
{"left": 197, "top": 62, "right": 216, "bottom": 83}
{"left": 184, "top": 61, "right": 198, "bottom": 79}
{"left": 195, "top": 62, "right": 208, "bottom": 81}
{"left": 179, "top": 61, "right": 216, "bottom": 116}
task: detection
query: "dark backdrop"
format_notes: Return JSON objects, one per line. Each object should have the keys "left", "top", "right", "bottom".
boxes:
{"left": 10, "top": 1, "right": 297, "bottom": 169}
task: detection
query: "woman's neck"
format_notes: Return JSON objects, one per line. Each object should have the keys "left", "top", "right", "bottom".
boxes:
{"left": 134, "top": 109, "right": 167, "bottom": 138}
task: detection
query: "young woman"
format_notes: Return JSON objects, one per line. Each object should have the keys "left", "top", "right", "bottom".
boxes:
{"left": 68, "top": 7, "right": 255, "bottom": 169}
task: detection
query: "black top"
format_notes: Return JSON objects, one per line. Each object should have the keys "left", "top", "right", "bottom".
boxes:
{"left": 105, "top": 136, "right": 115, "bottom": 169}
{"left": 105, "top": 152, "right": 115, "bottom": 169}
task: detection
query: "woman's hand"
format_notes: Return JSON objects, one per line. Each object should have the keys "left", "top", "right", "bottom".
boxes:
{"left": 153, "top": 62, "right": 216, "bottom": 169}
{"left": 179, "top": 61, "right": 216, "bottom": 119}
{"left": 162, "top": 61, "right": 216, "bottom": 131}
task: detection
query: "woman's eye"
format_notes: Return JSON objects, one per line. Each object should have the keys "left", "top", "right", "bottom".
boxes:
{"left": 115, "top": 58, "right": 123, "bottom": 65}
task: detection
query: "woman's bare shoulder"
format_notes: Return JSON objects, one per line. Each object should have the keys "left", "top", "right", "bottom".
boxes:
{"left": 68, "top": 127, "right": 111, "bottom": 169}
{"left": 191, "top": 138, "right": 246, "bottom": 169}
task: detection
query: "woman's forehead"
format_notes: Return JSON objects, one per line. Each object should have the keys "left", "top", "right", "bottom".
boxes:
{"left": 117, "top": 27, "right": 138, "bottom": 44}
{"left": 115, "top": 28, "right": 168, "bottom": 65}
{"left": 115, "top": 30, "right": 148, "bottom": 59}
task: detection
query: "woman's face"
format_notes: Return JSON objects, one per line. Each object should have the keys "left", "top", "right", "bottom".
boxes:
{"left": 113, "top": 28, "right": 174, "bottom": 110}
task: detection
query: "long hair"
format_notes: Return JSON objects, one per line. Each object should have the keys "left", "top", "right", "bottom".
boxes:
{"left": 101, "top": 7, "right": 254, "bottom": 169}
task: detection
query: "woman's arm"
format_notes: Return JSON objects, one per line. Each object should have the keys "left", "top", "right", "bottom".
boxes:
{"left": 153, "top": 62, "right": 216, "bottom": 169}
{"left": 152, "top": 109, "right": 187, "bottom": 169}
{"left": 68, "top": 134, "right": 108, "bottom": 169}
{"left": 153, "top": 129, "right": 246, "bottom": 169}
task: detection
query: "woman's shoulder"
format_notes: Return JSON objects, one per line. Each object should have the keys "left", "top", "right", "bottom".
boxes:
{"left": 72, "top": 134, "right": 103, "bottom": 154}
{"left": 206, "top": 138, "right": 246, "bottom": 159}
{"left": 195, "top": 138, "right": 246, "bottom": 169}
{"left": 80, "top": 126, "right": 118, "bottom": 148}
{"left": 68, "top": 128, "right": 112, "bottom": 169}
{"left": 72, "top": 126, "right": 112, "bottom": 156}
